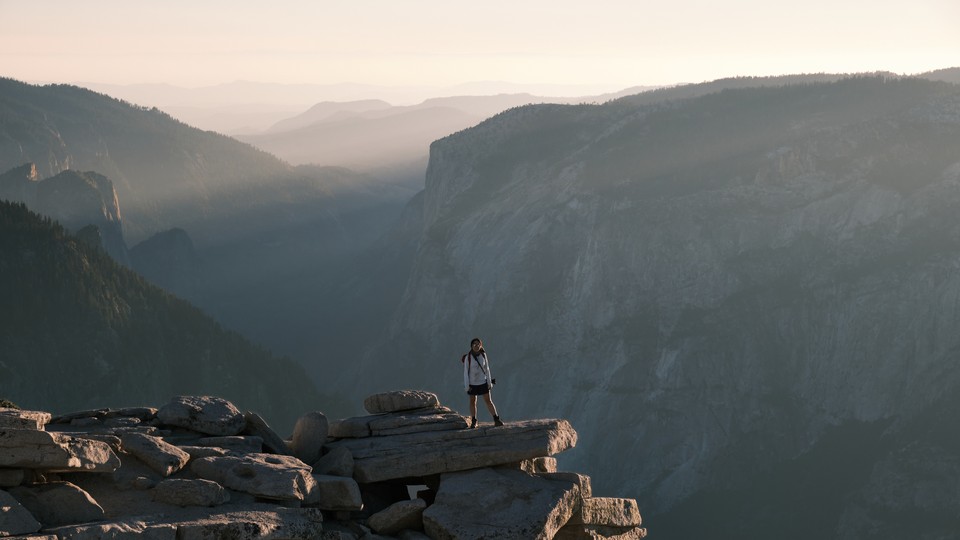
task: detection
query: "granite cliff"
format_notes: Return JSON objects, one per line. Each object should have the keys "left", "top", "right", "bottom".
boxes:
{"left": 0, "top": 166, "right": 128, "bottom": 264}
{"left": 345, "top": 75, "right": 960, "bottom": 537}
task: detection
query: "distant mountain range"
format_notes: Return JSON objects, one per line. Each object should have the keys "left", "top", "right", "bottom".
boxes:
{"left": 77, "top": 80, "right": 648, "bottom": 133}
{"left": 0, "top": 76, "right": 407, "bottom": 245}
{"left": 6, "top": 69, "right": 960, "bottom": 537}
{"left": 71, "top": 79, "right": 657, "bottom": 180}
{"left": 923, "top": 67, "right": 960, "bottom": 84}
{"left": 0, "top": 77, "right": 416, "bottom": 405}
{"left": 239, "top": 96, "right": 520, "bottom": 174}
{"left": 0, "top": 200, "right": 320, "bottom": 434}
{"left": 238, "top": 91, "right": 659, "bottom": 176}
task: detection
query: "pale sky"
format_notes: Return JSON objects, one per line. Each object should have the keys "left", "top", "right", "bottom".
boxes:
{"left": 1, "top": 0, "right": 957, "bottom": 91}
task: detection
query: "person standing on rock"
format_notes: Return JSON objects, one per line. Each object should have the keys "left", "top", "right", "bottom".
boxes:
{"left": 463, "top": 337, "right": 504, "bottom": 428}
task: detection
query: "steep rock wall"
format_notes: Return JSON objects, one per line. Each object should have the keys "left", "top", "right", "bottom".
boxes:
{"left": 354, "top": 78, "right": 960, "bottom": 535}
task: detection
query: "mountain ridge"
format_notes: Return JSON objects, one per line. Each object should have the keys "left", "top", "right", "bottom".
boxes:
{"left": 0, "top": 77, "right": 387, "bottom": 246}
{"left": 0, "top": 78, "right": 416, "bottom": 383}
{"left": 342, "top": 74, "right": 960, "bottom": 538}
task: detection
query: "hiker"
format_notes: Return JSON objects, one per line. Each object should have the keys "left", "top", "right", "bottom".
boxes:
{"left": 463, "top": 337, "right": 503, "bottom": 428}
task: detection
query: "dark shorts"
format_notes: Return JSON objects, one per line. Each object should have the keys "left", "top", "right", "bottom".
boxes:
{"left": 467, "top": 384, "right": 490, "bottom": 396}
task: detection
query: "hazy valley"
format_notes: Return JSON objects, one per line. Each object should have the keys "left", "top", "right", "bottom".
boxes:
{"left": 3, "top": 69, "right": 960, "bottom": 538}
{"left": 0, "top": 200, "right": 319, "bottom": 435}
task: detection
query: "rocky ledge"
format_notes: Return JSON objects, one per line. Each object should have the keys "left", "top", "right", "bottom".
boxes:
{"left": 0, "top": 390, "right": 645, "bottom": 539}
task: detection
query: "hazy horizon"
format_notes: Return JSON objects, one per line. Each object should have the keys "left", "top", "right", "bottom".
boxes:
{"left": 2, "top": 0, "right": 957, "bottom": 99}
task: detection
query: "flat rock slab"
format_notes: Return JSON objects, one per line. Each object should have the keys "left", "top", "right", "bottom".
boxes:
{"left": 0, "top": 429, "right": 120, "bottom": 472}
{"left": 109, "top": 407, "right": 159, "bottom": 421}
{"left": 326, "top": 419, "right": 577, "bottom": 483}
{"left": 152, "top": 479, "right": 229, "bottom": 507}
{"left": 178, "top": 446, "right": 229, "bottom": 460}
{"left": 0, "top": 409, "right": 52, "bottom": 431}
{"left": 364, "top": 391, "right": 440, "bottom": 414}
{"left": 65, "top": 433, "right": 123, "bottom": 451}
{"left": 422, "top": 468, "right": 582, "bottom": 540}
{"left": 121, "top": 433, "right": 190, "bottom": 477}
{"left": 329, "top": 407, "right": 467, "bottom": 439}
{"left": 48, "top": 410, "right": 110, "bottom": 425}
{"left": 101, "top": 418, "right": 143, "bottom": 429}
{"left": 8, "top": 481, "right": 104, "bottom": 528}
{"left": 48, "top": 520, "right": 178, "bottom": 540}
{"left": 0, "top": 488, "right": 41, "bottom": 536}
{"left": 513, "top": 456, "right": 558, "bottom": 474}
{"left": 45, "top": 425, "right": 159, "bottom": 439}
{"left": 555, "top": 524, "right": 648, "bottom": 540}
{"left": 50, "top": 407, "right": 157, "bottom": 424}
{"left": 195, "top": 436, "right": 263, "bottom": 454}
{"left": 49, "top": 408, "right": 157, "bottom": 425}
{"left": 569, "top": 497, "right": 642, "bottom": 528}
{"left": 191, "top": 454, "right": 316, "bottom": 501}
{"left": 48, "top": 506, "right": 325, "bottom": 540}
{"left": 157, "top": 396, "right": 245, "bottom": 436}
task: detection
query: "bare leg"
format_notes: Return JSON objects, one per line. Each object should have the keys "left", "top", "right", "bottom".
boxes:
{"left": 483, "top": 393, "right": 499, "bottom": 418}
{"left": 469, "top": 395, "right": 478, "bottom": 419}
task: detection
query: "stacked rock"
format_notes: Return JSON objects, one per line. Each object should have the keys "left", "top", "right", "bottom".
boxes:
{"left": 322, "top": 390, "right": 645, "bottom": 539}
{"left": 0, "top": 397, "right": 326, "bottom": 539}
{"left": 0, "top": 391, "right": 645, "bottom": 539}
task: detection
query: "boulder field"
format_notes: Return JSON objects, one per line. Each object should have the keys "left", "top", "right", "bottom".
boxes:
{"left": 0, "top": 390, "right": 644, "bottom": 539}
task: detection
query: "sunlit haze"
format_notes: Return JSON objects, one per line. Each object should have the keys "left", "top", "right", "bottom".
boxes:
{"left": 2, "top": 0, "right": 957, "bottom": 95}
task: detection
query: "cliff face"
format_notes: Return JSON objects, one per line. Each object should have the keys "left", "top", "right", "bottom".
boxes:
{"left": 34, "top": 169, "right": 129, "bottom": 265}
{"left": 1, "top": 165, "right": 129, "bottom": 265}
{"left": 356, "top": 77, "right": 960, "bottom": 536}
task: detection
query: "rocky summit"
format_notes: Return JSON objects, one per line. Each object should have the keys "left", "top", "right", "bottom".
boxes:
{"left": 0, "top": 392, "right": 645, "bottom": 539}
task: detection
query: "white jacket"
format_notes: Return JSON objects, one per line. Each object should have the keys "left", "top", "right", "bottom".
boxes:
{"left": 463, "top": 352, "right": 492, "bottom": 389}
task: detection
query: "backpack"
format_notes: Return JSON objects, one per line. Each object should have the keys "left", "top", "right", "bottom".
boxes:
{"left": 462, "top": 352, "right": 489, "bottom": 378}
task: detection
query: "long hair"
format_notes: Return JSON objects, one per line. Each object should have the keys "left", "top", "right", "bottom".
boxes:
{"left": 470, "top": 337, "right": 486, "bottom": 356}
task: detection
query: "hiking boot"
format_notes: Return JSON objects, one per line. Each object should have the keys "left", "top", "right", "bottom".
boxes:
{"left": 494, "top": 416, "right": 504, "bottom": 427}
{"left": 470, "top": 417, "right": 478, "bottom": 429}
